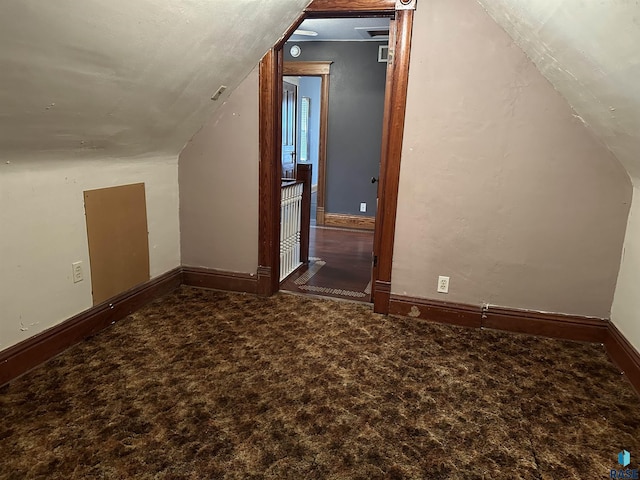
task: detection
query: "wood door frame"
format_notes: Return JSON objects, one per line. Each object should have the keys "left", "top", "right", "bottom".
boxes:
{"left": 281, "top": 80, "right": 298, "bottom": 179}
{"left": 258, "top": 0, "right": 417, "bottom": 314}
{"left": 283, "top": 61, "right": 331, "bottom": 225}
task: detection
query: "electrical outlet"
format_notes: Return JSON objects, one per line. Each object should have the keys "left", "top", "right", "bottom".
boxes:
{"left": 72, "top": 261, "right": 83, "bottom": 283}
{"left": 437, "top": 275, "right": 449, "bottom": 294}
{"left": 360, "top": 202, "right": 367, "bottom": 213}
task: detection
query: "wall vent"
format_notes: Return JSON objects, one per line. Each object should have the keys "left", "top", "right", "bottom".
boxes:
{"left": 378, "top": 45, "right": 390, "bottom": 63}
{"left": 355, "top": 26, "right": 390, "bottom": 40}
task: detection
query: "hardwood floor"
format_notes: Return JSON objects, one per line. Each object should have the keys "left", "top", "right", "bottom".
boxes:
{"left": 281, "top": 226, "right": 373, "bottom": 302}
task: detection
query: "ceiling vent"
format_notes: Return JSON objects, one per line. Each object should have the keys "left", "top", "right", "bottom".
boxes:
{"left": 355, "top": 26, "right": 390, "bottom": 40}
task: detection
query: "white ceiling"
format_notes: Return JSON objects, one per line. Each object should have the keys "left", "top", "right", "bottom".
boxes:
{"left": 0, "top": 0, "right": 309, "bottom": 161}
{"left": 476, "top": 0, "right": 640, "bottom": 183}
{"left": 0, "top": 0, "right": 638, "bottom": 187}
{"left": 290, "top": 18, "right": 390, "bottom": 42}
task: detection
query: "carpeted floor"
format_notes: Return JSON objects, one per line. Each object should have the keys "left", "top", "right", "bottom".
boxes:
{"left": 1, "top": 286, "right": 639, "bottom": 479}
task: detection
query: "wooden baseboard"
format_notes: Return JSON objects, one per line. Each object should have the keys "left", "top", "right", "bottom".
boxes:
{"left": 484, "top": 306, "right": 608, "bottom": 343}
{"left": 390, "top": 293, "right": 640, "bottom": 397}
{"left": 182, "top": 266, "right": 258, "bottom": 294}
{"left": 6, "top": 273, "right": 639, "bottom": 399}
{"left": 324, "top": 213, "right": 375, "bottom": 230}
{"left": 605, "top": 322, "right": 640, "bottom": 396}
{"left": 389, "top": 295, "right": 481, "bottom": 328}
{"left": 1, "top": 265, "right": 262, "bottom": 387}
{"left": 257, "top": 265, "right": 273, "bottom": 296}
{"left": 0, "top": 267, "right": 182, "bottom": 387}
{"left": 389, "top": 294, "right": 607, "bottom": 341}
{"left": 373, "top": 281, "right": 391, "bottom": 314}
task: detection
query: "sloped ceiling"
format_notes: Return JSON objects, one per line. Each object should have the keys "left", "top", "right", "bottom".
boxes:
{"left": 0, "top": 0, "right": 309, "bottom": 161}
{"left": 3, "top": 0, "right": 637, "bottom": 175}
{"left": 477, "top": 0, "right": 640, "bottom": 183}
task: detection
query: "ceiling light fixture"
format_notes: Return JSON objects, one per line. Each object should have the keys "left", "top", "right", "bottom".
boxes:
{"left": 293, "top": 29, "right": 318, "bottom": 37}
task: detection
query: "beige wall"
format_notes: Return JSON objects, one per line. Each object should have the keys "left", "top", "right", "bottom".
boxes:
{"left": 478, "top": 0, "right": 640, "bottom": 182}
{"left": 611, "top": 188, "right": 640, "bottom": 351}
{"left": 0, "top": 156, "right": 180, "bottom": 352}
{"left": 179, "top": 68, "right": 259, "bottom": 274}
{"left": 392, "top": 0, "right": 631, "bottom": 318}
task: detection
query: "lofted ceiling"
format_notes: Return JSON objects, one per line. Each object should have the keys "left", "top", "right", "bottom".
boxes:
{"left": 0, "top": 0, "right": 638, "bottom": 183}
{"left": 476, "top": 0, "right": 640, "bottom": 183}
{"left": 0, "top": 0, "right": 309, "bottom": 161}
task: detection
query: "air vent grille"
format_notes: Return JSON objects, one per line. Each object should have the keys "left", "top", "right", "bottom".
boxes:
{"left": 355, "top": 26, "right": 390, "bottom": 40}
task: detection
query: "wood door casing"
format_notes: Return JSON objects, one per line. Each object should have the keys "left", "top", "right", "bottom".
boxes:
{"left": 258, "top": 0, "right": 417, "bottom": 312}
{"left": 283, "top": 62, "right": 331, "bottom": 225}
{"left": 282, "top": 81, "right": 297, "bottom": 179}
{"left": 372, "top": 8, "right": 415, "bottom": 313}
{"left": 371, "top": 16, "right": 396, "bottom": 303}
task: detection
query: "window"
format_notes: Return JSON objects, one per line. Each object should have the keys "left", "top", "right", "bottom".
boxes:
{"left": 300, "top": 96, "right": 310, "bottom": 162}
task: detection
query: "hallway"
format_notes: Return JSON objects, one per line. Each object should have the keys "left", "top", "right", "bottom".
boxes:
{"left": 281, "top": 226, "right": 373, "bottom": 302}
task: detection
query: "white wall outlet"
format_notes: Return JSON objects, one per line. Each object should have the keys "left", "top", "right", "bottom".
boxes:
{"left": 437, "top": 275, "right": 449, "bottom": 294}
{"left": 72, "top": 261, "right": 83, "bottom": 283}
{"left": 360, "top": 202, "right": 367, "bottom": 213}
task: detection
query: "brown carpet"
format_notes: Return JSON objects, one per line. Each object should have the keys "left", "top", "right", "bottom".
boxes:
{"left": 1, "top": 286, "right": 639, "bottom": 479}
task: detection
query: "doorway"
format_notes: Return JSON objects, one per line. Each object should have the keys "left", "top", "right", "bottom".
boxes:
{"left": 282, "top": 75, "right": 321, "bottom": 223}
{"left": 257, "top": 0, "right": 416, "bottom": 314}
{"left": 283, "top": 63, "right": 331, "bottom": 226}
{"left": 281, "top": 226, "right": 374, "bottom": 301}
{"left": 280, "top": 29, "right": 387, "bottom": 301}
{"left": 281, "top": 80, "right": 298, "bottom": 179}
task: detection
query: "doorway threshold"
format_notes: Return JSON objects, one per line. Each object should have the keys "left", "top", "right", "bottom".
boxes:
{"left": 280, "top": 226, "right": 373, "bottom": 302}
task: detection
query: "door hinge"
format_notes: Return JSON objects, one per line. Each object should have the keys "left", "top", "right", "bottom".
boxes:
{"left": 373, "top": 255, "right": 378, "bottom": 267}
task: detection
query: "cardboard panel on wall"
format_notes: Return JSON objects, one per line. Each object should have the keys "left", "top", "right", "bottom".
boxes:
{"left": 84, "top": 183, "right": 150, "bottom": 305}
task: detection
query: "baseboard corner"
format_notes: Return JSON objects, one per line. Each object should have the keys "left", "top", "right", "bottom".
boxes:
{"left": 182, "top": 266, "right": 258, "bottom": 294}
{"left": 605, "top": 322, "right": 640, "bottom": 396}
{"left": 323, "top": 213, "right": 375, "bottom": 230}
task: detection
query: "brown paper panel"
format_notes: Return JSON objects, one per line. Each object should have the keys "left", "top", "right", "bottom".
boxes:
{"left": 84, "top": 183, "right": 150, "bottom": 305}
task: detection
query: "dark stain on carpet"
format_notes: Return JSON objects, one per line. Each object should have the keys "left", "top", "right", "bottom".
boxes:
{"left": 1, "top": 287, "right": 639, "bottom": 479}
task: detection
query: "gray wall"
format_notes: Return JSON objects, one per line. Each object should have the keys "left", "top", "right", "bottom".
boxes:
{"left": 285, "top": 41, "right": 387, "bottom": 216}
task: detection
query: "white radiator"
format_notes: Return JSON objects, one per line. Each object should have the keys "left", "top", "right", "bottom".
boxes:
{"left": 280, "top": 182, "right": 303, "bottom": 281}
